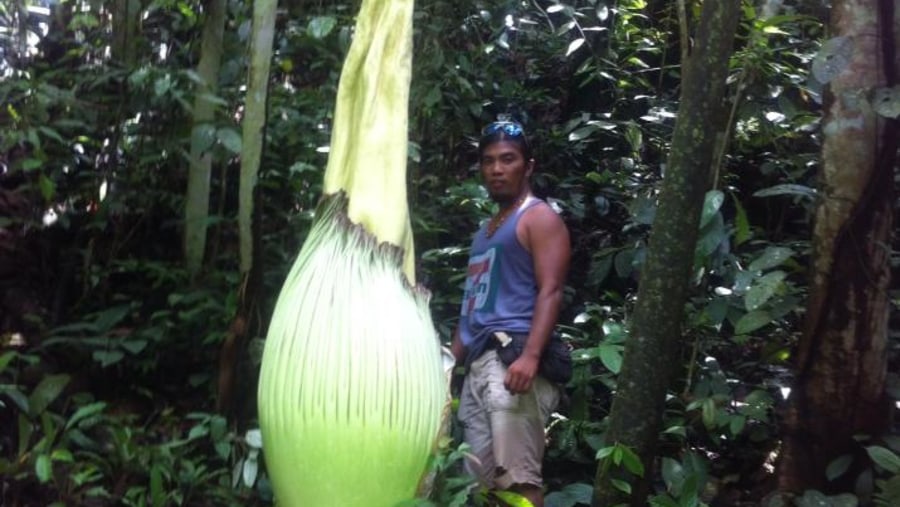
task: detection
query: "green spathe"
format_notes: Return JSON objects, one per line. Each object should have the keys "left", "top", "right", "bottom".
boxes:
{"left": 257, "top": 0, "right": 446, "bottom": 504}
{"left": 258, "top": 195, "right": 445, "bottom": 506}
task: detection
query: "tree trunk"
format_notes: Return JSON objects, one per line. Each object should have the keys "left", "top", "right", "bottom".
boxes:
{"left": 591, "top": 2, "right": 741, "bottom": 506}
{"left": 111, "top": 0, "right": 140, "bottom": 68}
{"left": 184, "top": 0, "right": 227, "bottom": 276}
{"left": 217, "top": 0, "right": 277, "bottom": 415}
{"left": 777, "top": 0, "right": 897, "bottom": 493}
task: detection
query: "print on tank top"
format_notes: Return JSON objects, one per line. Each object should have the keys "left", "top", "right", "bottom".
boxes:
{"left": 461, "top": 245, "right": 503, "bottom": 316}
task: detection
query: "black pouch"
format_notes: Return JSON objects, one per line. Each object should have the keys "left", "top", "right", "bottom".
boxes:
{"left": 493, "top": 332, "right": 573, "bottom": 384}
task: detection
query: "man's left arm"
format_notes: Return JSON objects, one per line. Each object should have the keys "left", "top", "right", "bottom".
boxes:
{"left": 504, "top": 205, "right": 570, "bottom": 394}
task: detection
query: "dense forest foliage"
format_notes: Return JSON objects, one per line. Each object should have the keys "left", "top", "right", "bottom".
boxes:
{"left": 1, "top": 0, "right": 897, "bottom": 506}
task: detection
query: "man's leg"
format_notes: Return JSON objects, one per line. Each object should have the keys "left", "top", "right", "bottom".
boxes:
{"left": 482, "top": 352, "right": 560, "bottom": 504}
{"left": 457, "top": 355, "right": 496, "bottom": 489}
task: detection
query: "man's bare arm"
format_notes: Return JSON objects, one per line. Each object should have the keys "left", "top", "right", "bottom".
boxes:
{"left": 504, "top": 204, "right": 570, "bottom": 394}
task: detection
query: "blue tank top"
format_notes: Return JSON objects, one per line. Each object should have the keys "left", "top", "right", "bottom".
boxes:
{"left": 459, "top": 197, "right": 543, "bottom": 362}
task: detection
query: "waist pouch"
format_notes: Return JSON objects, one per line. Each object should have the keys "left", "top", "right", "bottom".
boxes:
{"left": 492, "top": 331, "right": 573, "bottom": 384}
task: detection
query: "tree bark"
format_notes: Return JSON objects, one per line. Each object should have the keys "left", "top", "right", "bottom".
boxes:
{"left": 111, "top": 0, "right": 140, "bottom": 68}
{"left": 591, "top": 2, "right": 741, "bottom": 506}
{"left": 184, "top": 0, "right": 228, "bottom": 276}
{"left": 217, "top": 0, "right": 276, "bottom": 415}
{"left": 777, "top": 0, "right": 897, "bottom": 493}
{"left": 239, "top": 0, "right": 276, "bottom": 276}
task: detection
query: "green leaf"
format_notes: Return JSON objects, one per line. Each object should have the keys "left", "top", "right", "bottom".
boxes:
{"left": 308, "top": 16, "right": 337, "bottom": 39}
{"left": 188, "top": 423, "right": 210, "bottom": 440}
{"left": 193, "top": 123, "right": 217, "bottom": 153}
{"left": 217, "top": 128, "right": 242, "bottom": 153}
{"left": 493, "top": 490, "right": 535, "bottom": 507}
{"left": 699, "top": 190, "right": 724, "bottom": 228}
{"left": 731, "top": 194, "right": 751, "bottom": 245}
{"left": 610, "top": 478, "right": 631, "bottom": 494}
{"left": 748, "top": 247, "right": 794, "bottom": 272}
{"left": 243, "top": 454, "right": 259, "bottom": 487}
{"left": 596, "top": 446, "right": 616, "bottom": 460}
{"left": 614, "top": 249, "right": 635, "bottom": 278}
{"left": 151, "top": 463, "right": 164, "bottom": 507}
{"left": 94, "top": 305, "right": 131, "bottom": 332}
{"left": 601, "top": 320, "right": 627, "bottom": 343}
{"left": 38, "top": 174, "right": 56, "bottom": 201}
{"left": 92, "top": 350, "right": 124, "bottom": 367}
{"left": 21, "top": 158, "right": 43, "bottom": 171}
{"left": 598, "top": 345, "right": 622, "bottom": 374}
{"left": 734, "top": 310, "right": 772, "bottom": 335}
{"left": 745, "top": 271, "right": 787, "bottom": 311}
{"left": 826, "top": 454, "right": 853, "bottom": 481}
{"left": 620, "top": 446, "right": 645, "bottom": 476}
{"left": 35, "top": 454, "right": 53, "bottom": 483}
{"left": 695, "top": 213, "right": 726, "bottom": 257}
{"left": 866, "top": 446, "right": 900, "bottom": 473}
{"left": 0, "top": 351, "right": 16, "bottom": 374}
{"left": 28, "top": 374, "right": 70, "bottom": 417}
{"left": 661, "top": 457, "right": 685, "bottom": 492}
{"left": 65, "top": 402, "right": 106, "bottom": 430}
{"left": 701, "top": 398, "right": 717, "bottom": 430}
{"left": 50, "top": 448, "right": 74, "bottom": 463}
{"left": 753, "top": 184, "right": 816, "bottom": 200}
{"left": 120, "top": 339, "right": 148, "bottom": 355}
{"left": 729, "top": 415, "right": 747, "bottom": 436}
{"left": 566, "top": 38, "right": 585, "bottom": 57}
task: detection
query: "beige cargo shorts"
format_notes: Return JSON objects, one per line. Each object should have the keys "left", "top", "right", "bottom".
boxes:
{"left": 457, "top": 349, "right": 561, "bottom": 490}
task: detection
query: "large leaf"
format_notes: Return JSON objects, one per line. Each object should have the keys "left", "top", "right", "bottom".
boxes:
{"left": 748, "top": 247, "right": 794, "bottom": 272}
{"left": 753, "top": 184, "right": 816, "bottom": 200}
{"left": 545, "top": 483, "right": 593, "bottom": 507}
{"left": 307, "top": 16, "right": 337, "bottom": 39}
{"left": 599, "top": 345, "right": 623, "bottom": 373}
{"left": 867, "top": 446, "right": 900, "bottom": 474}
{"left": 745, "top": 271, "right": 787, "bottom": 311}
{"left": 826, "top": 454, "right": 853, "bottom": 481}
{"left": 699, "top": 190, "right": 724, "bottom": 228}
{"left": 734, "top": 310, "right": 771, "bottom": 335}
{"left": 28, "top": 374, "right": 70, "bottom": 417}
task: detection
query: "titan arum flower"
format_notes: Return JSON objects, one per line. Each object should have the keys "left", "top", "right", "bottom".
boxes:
{"left": 256, "top": 0, "right": 449, "bottom": 505}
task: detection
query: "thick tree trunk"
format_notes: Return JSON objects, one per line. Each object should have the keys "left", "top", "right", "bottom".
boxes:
{"left": 591, "top": 2, "right": 741, "bottom": 506}
{"left": 777, "top": 0, "right": 897, "bottom": 493}
{"left": 184, "top": 0, "right": 227, "bottom": 276}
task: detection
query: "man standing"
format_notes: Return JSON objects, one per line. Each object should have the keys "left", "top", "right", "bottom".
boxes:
{"left": 452, "top": 120, "right": 571, "bottom": 507}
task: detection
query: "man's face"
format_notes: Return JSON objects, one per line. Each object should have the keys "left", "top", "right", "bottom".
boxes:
{"left": 480, "top": 140, "right": 533, "bottom": 204}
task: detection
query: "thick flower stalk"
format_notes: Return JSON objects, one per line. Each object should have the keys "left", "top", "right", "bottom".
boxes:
{"left": 256, "top": 0, "right": 447, "bottom": 505}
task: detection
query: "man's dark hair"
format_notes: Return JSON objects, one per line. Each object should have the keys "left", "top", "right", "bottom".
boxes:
{"left": 478, "top": 121, "right": 533, "bottom": 160}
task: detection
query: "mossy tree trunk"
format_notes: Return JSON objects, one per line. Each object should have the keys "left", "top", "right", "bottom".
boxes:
{"left": 777, "top": 0, "right": 897, "bottom": 493}
{"left": 591, "top": 2, "right": 741, "bottom": 505}
{"left": 184, "top": 0, "right": 227, "bottom": 277}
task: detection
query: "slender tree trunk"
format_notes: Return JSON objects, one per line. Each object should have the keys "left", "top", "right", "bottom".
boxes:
{"left": 111, "top": 0, "right": 140, "bottom": 67}
{"left": 238, "top": 0, "right": 276, "bottom": 276}
{"left": 184, "top": 0, "right": 228, "bottom": 276}
{"left": 591, "top": 2, "right": 741, "bottom": 506}
{"left": 777, "top": 0, "right": 897, "bottom": 493}
{"left": 217, "top": 0, "right": 277, "bottom": 415}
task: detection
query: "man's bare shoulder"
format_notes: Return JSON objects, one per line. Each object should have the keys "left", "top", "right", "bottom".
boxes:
{"left": 522, "top": 199, "right": 568, "bottom": 232}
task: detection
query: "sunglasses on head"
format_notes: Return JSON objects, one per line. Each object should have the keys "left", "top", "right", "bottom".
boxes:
{"left": 482, "top": 121, "right": 526, "bottom": 138}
